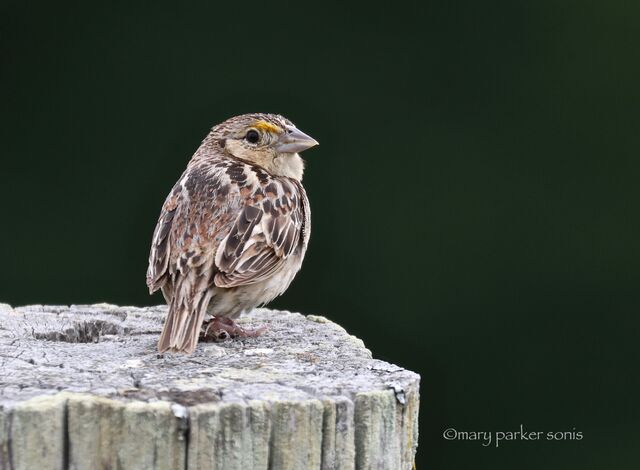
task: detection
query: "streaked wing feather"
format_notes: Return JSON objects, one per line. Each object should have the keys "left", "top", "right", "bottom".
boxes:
{"left": 148, "top": 161, "right": 308, "bottom": 293}
{"left": 146, "top": 185, "right": 181, "bottom": 293}
{"left": 214, "top": 177, "right": 307, "bottom": 287}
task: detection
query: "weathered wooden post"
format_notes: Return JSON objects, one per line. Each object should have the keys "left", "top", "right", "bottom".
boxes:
{"left": 0, "top": 303, "right": 419, "bottom": 469}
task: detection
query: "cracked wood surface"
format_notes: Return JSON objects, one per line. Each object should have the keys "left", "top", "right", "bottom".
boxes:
{"left": 0, "top": 303, "right": 419, "bottom": 470}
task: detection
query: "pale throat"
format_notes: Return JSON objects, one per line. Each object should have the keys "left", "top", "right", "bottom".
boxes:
{"left": 269, "top": 153, "right": 305, "bottom": 181}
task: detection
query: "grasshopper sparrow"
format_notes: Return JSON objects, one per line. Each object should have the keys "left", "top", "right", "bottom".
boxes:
{"left": 147, "top": 113, "right": 318, "bottom": 353}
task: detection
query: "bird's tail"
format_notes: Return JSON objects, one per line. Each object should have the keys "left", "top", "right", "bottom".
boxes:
{"left": 158, "top": 278, "right": 212, "bottom": 354}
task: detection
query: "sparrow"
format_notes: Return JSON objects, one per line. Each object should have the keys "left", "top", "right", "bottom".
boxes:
{"left": 147, "top": 113, "right": 318, "bottom": 354}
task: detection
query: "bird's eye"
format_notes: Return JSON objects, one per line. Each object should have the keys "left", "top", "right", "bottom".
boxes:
{"left": 245, "top": 130, "right": 260, "bottom": 144}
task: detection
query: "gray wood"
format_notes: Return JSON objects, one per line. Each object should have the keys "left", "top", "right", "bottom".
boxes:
{"left": 0, "top": 303, "right": 419, "bottom": 469}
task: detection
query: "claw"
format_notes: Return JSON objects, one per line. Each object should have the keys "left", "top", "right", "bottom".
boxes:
{"left": 200, "top": 317, "right": 267, "bottom": 342}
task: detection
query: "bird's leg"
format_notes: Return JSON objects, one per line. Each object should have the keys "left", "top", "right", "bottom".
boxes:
{"left": 201, "top": 316, "right": 267, "bottom": 342}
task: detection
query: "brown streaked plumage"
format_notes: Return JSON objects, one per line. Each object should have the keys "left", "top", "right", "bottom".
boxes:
{"left": 147, "top": 113, "right": 318, "bottom": 354}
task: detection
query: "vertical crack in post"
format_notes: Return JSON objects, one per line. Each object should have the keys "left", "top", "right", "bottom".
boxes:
{"left": 266, "top": 404, "right": 275, "bottom": 470}
{"left": 62, "top": 398, "right": 69, "bottom": 470}
{"left": 183, "top": 409, "right": 190, "bottom": 470}
{"left": 6, "top": 408, "right": 14, "bottom": 470}
{"left": 319, "top": 403, "right": 328, "bottom": 469}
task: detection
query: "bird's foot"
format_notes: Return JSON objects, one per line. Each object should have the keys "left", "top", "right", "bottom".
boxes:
{"left": 200, "top": 317, "right": 267, "bottom": 342}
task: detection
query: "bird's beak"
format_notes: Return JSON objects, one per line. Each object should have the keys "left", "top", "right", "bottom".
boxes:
{"left": 276, "top": 126, "right": 319, "bottom": 154}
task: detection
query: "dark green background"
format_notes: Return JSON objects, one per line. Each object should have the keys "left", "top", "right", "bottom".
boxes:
{"left": 2, "top": 1, "right": 639, "bottom": 468}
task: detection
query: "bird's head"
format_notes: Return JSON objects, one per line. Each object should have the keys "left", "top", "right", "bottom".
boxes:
{"left": 207, "top": 113, "right": 318, "bottom": 181}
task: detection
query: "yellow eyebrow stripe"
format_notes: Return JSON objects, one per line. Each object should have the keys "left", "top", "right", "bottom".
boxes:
{"left": 254, "top": 120, "right": 282, "bottom": 134}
